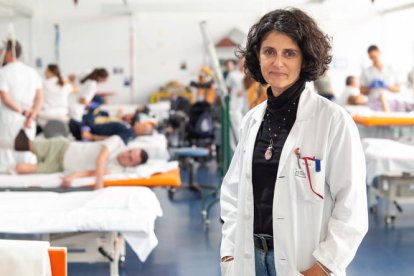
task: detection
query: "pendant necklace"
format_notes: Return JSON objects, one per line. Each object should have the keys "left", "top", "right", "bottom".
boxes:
{"left": 264, "top": 138, "right": 273, "bottom": 160}
{"left": 263, "top": 100, "right": 296, "bottom": 161}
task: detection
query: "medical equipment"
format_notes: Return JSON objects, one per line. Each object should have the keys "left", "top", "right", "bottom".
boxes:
{"left": 170, "top": 147, "right": 218, "bottom": 227}
{"left": 363, "top": 138, "right": 414, "bottom": 224}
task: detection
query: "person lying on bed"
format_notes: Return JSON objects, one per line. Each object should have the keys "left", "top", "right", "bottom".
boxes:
{"left": 0, "top": 130, "right": 149, "bottom": 189}
{"left": 92, "top": 104, "right": 151, "bottom": 126}
{"left": 69, "top": 108, "right": 154, "bottom": 144}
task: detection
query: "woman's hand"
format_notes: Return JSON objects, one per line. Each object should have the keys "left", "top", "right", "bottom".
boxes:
{"left": 301, "top": 262, "right": 330, "bottom": 276}
{"left": 23, "top": 110, "right": 35, "bottom": 128}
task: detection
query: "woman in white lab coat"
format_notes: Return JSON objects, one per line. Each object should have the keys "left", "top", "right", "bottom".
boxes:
{"left": 220, "top": 8, "right": 368, "bottom": 276}
{"left": 38, "top": 64, "right": 73, "bottom": 126}
{"left": 68, "top": 68, "right": 108, "bottom": 121}
{"left": 0, "top": 40, "right": 43, "bottom": 168}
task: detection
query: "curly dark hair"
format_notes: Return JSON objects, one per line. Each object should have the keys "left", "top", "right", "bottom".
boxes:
{"left": 237, "top": 8, "right": 332, "bottom": 84}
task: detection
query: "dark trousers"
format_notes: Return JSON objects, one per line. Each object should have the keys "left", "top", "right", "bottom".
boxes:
{"left": 69, "top": 110, "right": 135, "bottom": 144}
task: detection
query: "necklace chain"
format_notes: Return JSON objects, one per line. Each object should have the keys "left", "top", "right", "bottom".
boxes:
{"left": 264, "top": 100, "right": 297, "bottom": 161}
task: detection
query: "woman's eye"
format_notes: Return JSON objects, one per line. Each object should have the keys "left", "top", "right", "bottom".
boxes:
{"left": 264, "top": 48, "right": 274, "bottom": 56}
{"left": 284, "top": 50, "right": 297, "bottom": 58}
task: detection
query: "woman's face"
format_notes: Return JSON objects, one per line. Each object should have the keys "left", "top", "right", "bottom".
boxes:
{"left": 259, "top": 31, "right": 303, "bottom": 96}
{"left": 98, "top": 76, "right": 108, "bottom": 83}
{"left": 44, "top": 69, "right": 53, "bottom": 78}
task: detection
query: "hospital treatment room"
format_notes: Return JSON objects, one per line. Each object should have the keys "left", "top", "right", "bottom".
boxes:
{"left": 1, "top": 0, "right": 414, "bottom": 275}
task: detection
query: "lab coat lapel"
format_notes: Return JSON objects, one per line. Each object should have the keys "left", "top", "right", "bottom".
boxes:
{"left": 277, "top": 86, "right": 316, "bottom": 176}
{"left": 247, "top": 102, "right": 267, "bottom": 152}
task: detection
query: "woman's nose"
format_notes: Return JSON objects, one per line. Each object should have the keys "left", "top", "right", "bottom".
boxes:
{"left": 272, "top": 55, "right": 283, "bottom": 68}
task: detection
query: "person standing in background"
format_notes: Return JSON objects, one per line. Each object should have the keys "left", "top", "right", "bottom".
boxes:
{"left": 245, "top": 74, "right": 267, "bottom": 110}
{"left": 407, "top": 66, "right": 414, "bottom": 96}
{"left": 223, "top": 59, "right": 236, "bottom": 80}
{"left": 68, "top": 68, "right": 108, "bottom": 121}
{"left": 38, "top": 64, "right": 73, "bottom": 126}
{"left": 226, "top": 58, "right": 246, "bottom": 145}
{"left": 0, "top": 40, "right": 43, "bottom": 169}
{"left": 360, "top": 45, "right": 400, "bottom": 101}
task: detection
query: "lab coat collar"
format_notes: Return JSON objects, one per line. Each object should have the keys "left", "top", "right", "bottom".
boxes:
{"left": 250, "top": 83, "right": 316, "bottom": 123}
{"left": 296, "top": 84, "right": 317, "bottom": 122}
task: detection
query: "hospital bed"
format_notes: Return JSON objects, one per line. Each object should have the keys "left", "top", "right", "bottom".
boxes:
{"left": 346, "top": 105, "right": 414, "bottom": 140}
{"left": 0, "top": 161, "right": 181, "bottom": 276}
{"left": 0, "top": 187, "right": 161, "bottom": 276}
{"left": 0, "top": 160, "right": 180, "bottom": 190}
{"left": 363, "top": 138, "right": 414, "bottom": 224}
{"left": 353, "top": 114, "right": 414, "bottom": 126}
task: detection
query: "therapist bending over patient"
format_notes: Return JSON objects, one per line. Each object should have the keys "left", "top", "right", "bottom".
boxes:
{"left": 0, "top": 131, "right": 148, "bottom": 189}
{"left": 69, "top": 68, "right": 109, "bottom": 121}
{"left": 220, "top": 8, "right": 368, "bottom": 276}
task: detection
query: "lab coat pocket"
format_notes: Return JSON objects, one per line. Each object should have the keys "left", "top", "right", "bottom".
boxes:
{"left": 294, "top": 158, "right": 325, "bottom": 203}
{"left": 220, "top": 260, "right": 234, "bottom": 276}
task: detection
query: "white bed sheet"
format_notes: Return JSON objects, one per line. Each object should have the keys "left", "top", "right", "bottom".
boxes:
{"left": 0, "top": 161, "right": 178, "bottom": 189}
{"left": 0, "top": 187, "right": 162, "bottom": 261}
{"left": 363, "top": 138, "right": 414, "bottom": 184}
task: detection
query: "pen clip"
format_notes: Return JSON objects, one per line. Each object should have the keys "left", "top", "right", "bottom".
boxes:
{"left": 294, "top": 147, "right": 301, "bottom": 169}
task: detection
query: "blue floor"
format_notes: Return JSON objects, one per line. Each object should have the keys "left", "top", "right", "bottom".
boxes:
{"left": 1, "top": 162, "right": 414, "bottom": 275}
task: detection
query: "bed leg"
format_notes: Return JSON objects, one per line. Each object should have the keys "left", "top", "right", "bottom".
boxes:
{"left": 110, "top": 258, "right": 119, "bottom": 276}
{"left": 109, "top": 232, "right": 126, "bottom": 276}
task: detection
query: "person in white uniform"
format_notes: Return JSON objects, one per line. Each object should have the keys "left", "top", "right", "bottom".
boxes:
{"left": 0, "top": 40, "right": 43, "bottom": 168}
{"left": 38, "top": 64, "right": 73, "bottom": 126}
{"left": 360, "top": 45, "right": 400, "bottom": 102}
{"left": 220, "top": 8, "right": 368, "bottom": 276}
{"left": 68, "top": 68, "right": 108, "bottom": 121}
{"left": 226, "top": 58, "right": 246, "bottom": 146}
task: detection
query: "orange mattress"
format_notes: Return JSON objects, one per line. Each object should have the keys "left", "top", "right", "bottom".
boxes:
{"left": 49, "top": 247, "right": 67, "bottom": 276}
{"left": 103, "top": 168, "right": 181, "bottom": 188}
{"left": 353, "top": 115, "right": 414, "bottom": 126}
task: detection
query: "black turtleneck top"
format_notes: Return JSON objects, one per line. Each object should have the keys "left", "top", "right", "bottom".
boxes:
{"left": 252, "top": 79, "right": 305, "bottom": 236}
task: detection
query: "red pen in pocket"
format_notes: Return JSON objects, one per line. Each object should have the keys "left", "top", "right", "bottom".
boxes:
{"left": 302, "top": 156, "right": 324, "bottom": 200}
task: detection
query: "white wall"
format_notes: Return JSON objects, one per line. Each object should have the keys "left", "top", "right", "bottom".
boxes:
{"left": 0, "top": 0, "right": 412, "bottom": 104}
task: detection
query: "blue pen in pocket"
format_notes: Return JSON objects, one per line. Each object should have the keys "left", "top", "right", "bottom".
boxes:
{"left": 315, "top": 159, "right": 321, "bottom": 172}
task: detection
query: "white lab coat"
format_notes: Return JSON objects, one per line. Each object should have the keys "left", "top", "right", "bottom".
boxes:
{"left": 220, "top": 86, "right": 368, "bottom": 276}
{"left": 68, "top": 79, "right": 98, "bottom": 121}
{"left": 0, "top": 62, "right": 41, "bottom": 166}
